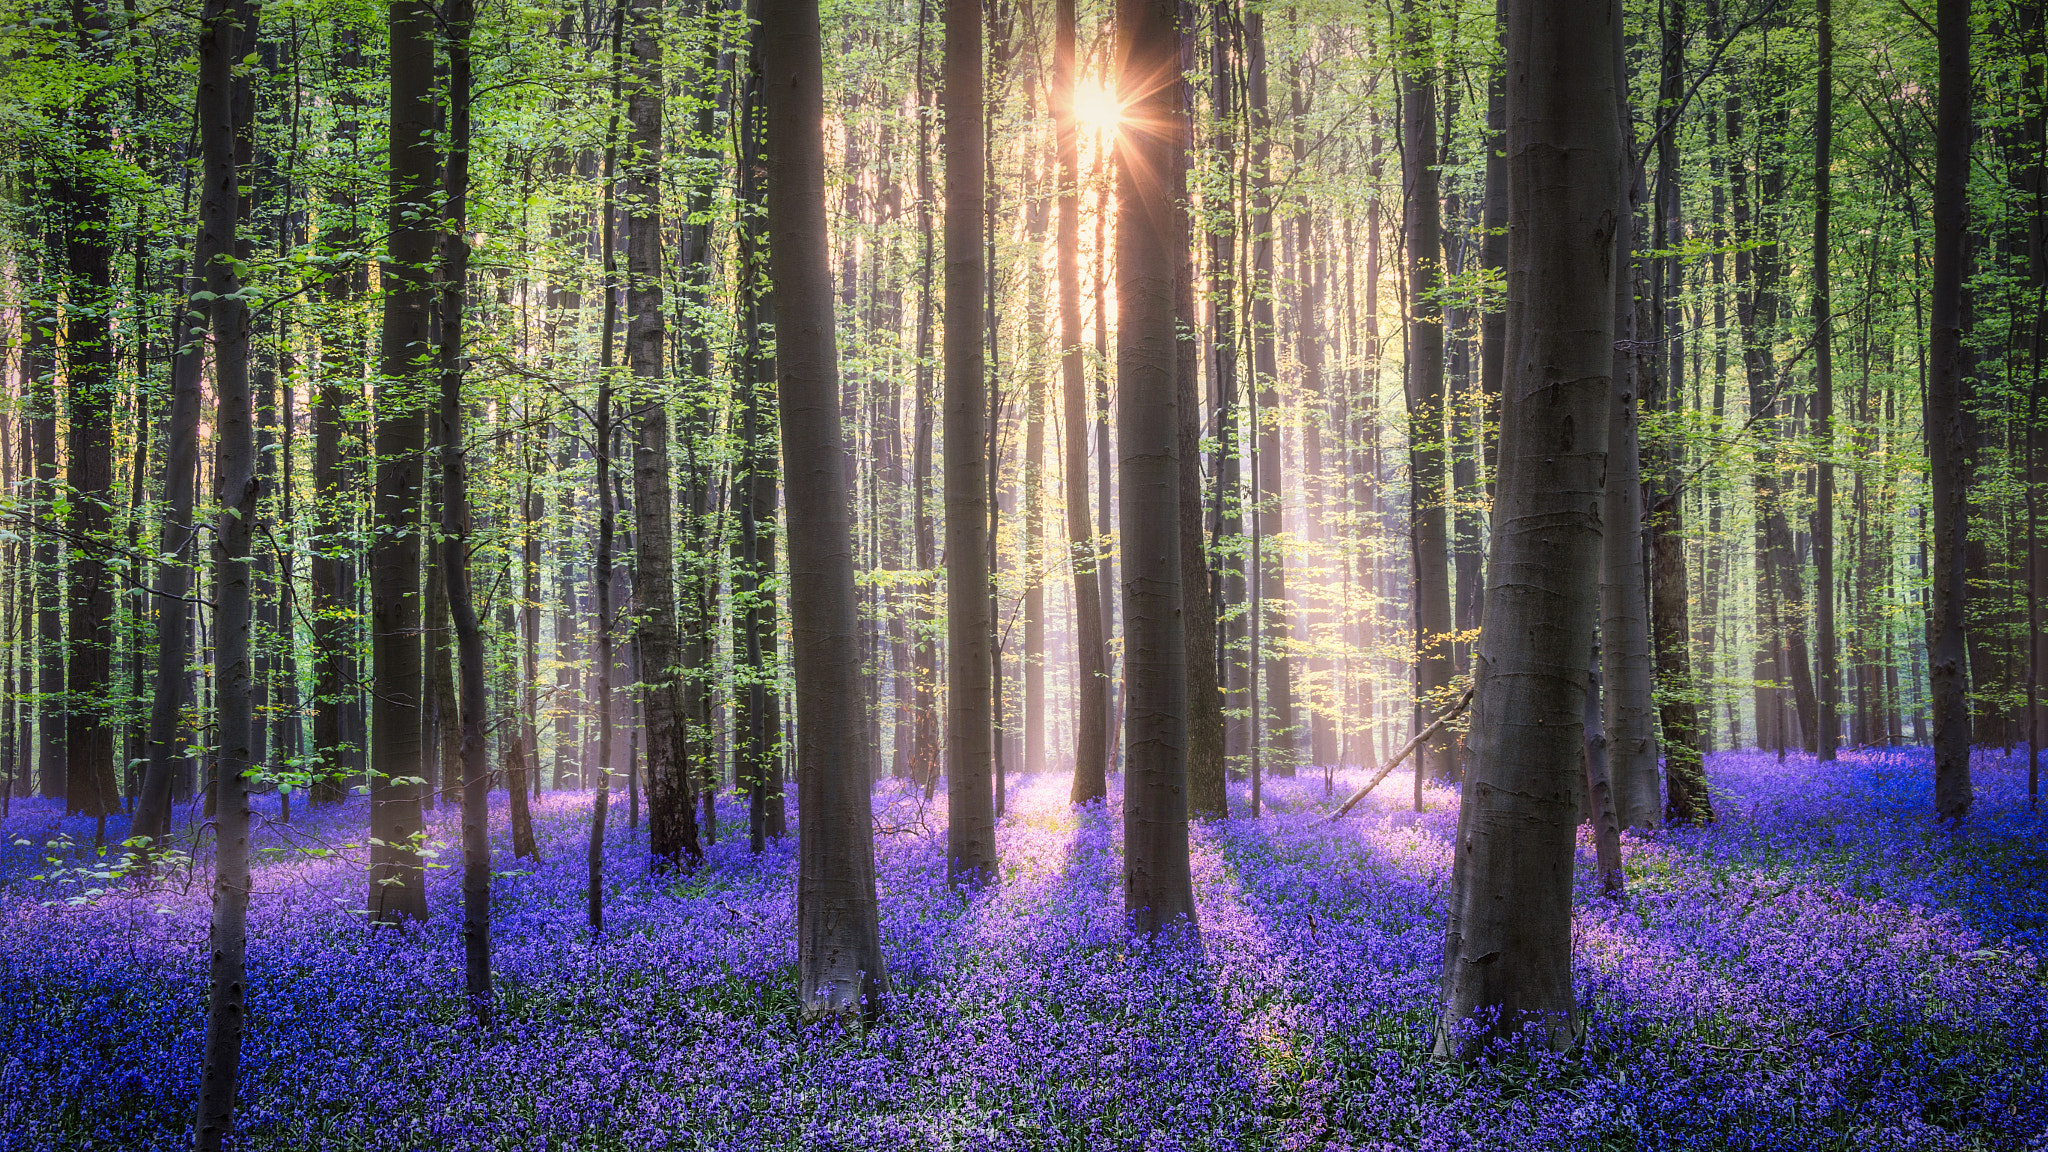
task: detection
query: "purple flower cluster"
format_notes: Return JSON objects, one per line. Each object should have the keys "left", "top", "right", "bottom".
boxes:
{"left": 1, "top": 747, "right": 2042, "bottom": 1150}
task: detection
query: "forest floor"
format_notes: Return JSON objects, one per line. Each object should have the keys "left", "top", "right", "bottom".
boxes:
{"left": 2, "top": 746, "right": 2044, "bottom": 1151}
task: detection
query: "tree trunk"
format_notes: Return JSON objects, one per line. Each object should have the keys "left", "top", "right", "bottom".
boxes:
{"left": 366, "top": 0, "right": 437, "bottom": 924}
{"left": 1246, "top": 9, "right": 1296, "bottom": 773}
{"left": 1810, "top": 0, "right": 1838, "bottom": 762}
{"left": 761, "top": 0, "right": 891, "bottom": 1012}
{"left": 1928, "top": 0, "right": 1972, "bottom": 818}
{"left": 1180, "top": 11, "right": 1225, "bottom": 820}
{"left": 1603, "top": 82, "right": 1658, "bottom": 830}
{"left": 1056, "top": 0, "right": 1108, "bottom": 803}
{"left": 1400, "top": 0, "right": 1454, "bottom": 789}
{"left": 60, "top": 0, "right": 118, "bottom": 822}
{"left": 192, "top": 0, "right": 258, "bottom": 1141}
{"left": 1438, "top": 0, "right": 1620, "bottom": 1057}
{"left": 943, "top": 0, "right": 996, "bottom": 885}
{"left": 436, "top": 0, "right": 493, "bottom": 1021}
{"left": 1118, "top": 0, "right": 1196, "bottom": 936}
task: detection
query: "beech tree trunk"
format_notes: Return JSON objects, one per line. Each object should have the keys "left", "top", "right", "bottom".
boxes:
{"left": 1400, "top": 0, "right": 1454, "bottom": 789}
{"left": 436, "top": 0, "right": 493, "bottom": 1020}
{"left": 1246, "top": 10, "right": 1295, "bottom": 772}
{"left": 1811, "top": 0, "right": 1839, "bottom": 763}
{"left": 192, "top": 0, "right": 258, "bottom": 1141}
{"left": 1438, "top": 0, "right": 1620, "bottom": 1057}
{"left": 1179, "top": 14, "right": 1225, "bottom": 820}
{"left": 60, "top": 0, "right": 118, "bottom": 822}
{"left": 1056, "top": 0, "right": 1108, "bottom": 803}
{"left": 1928, "top": 0, "right": 1972, "bottom": 818}
{"left": 943, "top": 0, "right": 996, "bottom": 884}
{"left": 1118, "top": 0, "right": 1196, "bottom": 936}
{"left": 367, "top": 0, "right": 436, "bottom": 924}
{"left": 762, "top": 0, "right": 891, "bottom": 1012}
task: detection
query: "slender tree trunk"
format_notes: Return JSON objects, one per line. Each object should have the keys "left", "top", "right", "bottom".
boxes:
{"left": 1056, "top": 0, "right": 1108, "bottom": 802}
{"left": 1603, "top": 78, "right": 1658, "bottom": 830}
{"left": 26, "top": 247, "right": 62, "bottom": 801}
{"left": 1180, "top": 11, "right": 1226, "bottom": 819}
{"left": 1928, "top": 0, "right": 1972, "bottom": 818}
{"left": 366, "top": 0, "right": 437, "bottom": 924}
{"left": 1400, "top": 0, "right": 1454, "bottom": 788}
{"left": 192, "top": 0, "right": 258, "bottom": 1141}
{"left": 1246, "top": 9, "right": 1296, "bottom": 773}
{"left": 943, "top": 0, "right": 996, "bottom": 885}
{"left": 761, "top": 0, "right": 891, "bottom": 1012}
{"left": 436, "top": 0, "right": 493, "bottom": 1021}
{"left": 1118, "top": 0, "right": 1196, "bottom": 935}
{"left": 1437, "top": 0, "right": 1619, "bottom": 1057}
{"left": 1212, "top": 6, "right": 1249, "bottom": 783}
{"left": 1811, "top": 0, "right": 1838, "bottom": 762}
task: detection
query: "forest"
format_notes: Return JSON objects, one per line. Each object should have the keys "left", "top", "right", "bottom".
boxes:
{"left": 0, "top": 0, "right": 2043, "bottom": 1142}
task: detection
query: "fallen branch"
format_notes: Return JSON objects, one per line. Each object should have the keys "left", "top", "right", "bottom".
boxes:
{"left": 1328, "top": 688, "right": 1475, "bottom": 820}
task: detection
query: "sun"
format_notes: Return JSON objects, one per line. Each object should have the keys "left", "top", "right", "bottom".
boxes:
{"left": 1071, "top": 80, "right": 1121, "bottom": 134}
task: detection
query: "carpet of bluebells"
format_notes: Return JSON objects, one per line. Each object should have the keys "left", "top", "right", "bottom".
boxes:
{"left": 2, "top": 746, "right": 2045, "bottom": 1151}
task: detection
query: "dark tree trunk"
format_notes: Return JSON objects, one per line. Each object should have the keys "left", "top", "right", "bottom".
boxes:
{"left": 367, "top": 0, "right": 437, "bottom": 924}
{"left": 192, "top": 0, "right": 258, "bottom": 1142}
{"left": 1438, "top": 0, "right": 1620, "bottom": 1057}
{"left": 1056, "top": 0, "right": 1108, "bottom": 802}
{"left": 61, "top": 0, "right": 118, "bottom": 821}
{"left": 436, "top": 0, "right": 493, "bottom": 1021}
{"left": 1928, "top": 0, "right": 1972, "bottom": 818}
{"left": 943, "top": 0, "right": 996, "bottom": 885}
{"left": 1118, "top": 0, "right": 1196, "bottom": 936}
{"left": 761, "top": 0, "right": 891, "bottom": 1012}
{"left": 1179, "top": 11, "right": 1225, "bottom": 820}
{"left": 1810, "top": 0, "right": 1838, "bottom": 762}
{"left": 1400, "top": 0, "right": 1454, "bottom": 789}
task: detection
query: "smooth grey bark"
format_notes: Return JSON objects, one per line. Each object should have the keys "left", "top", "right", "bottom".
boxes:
{"left": 762, "top": 0, "right": 891, "bottom": 1013}
{"left": 1810, "top": 0, "right": 1838, "bottom": 763}
{"left": 1118, "top": 0, "right": 1196, "bottom": 936}
{"left": 943, "top": 0, "right": 996, "bottom": 885}
{"left": 367, "top": 0, "right": 436, "bottom": 924}
{"left": 1928, "top": 0, "right": 1972, "bottom": 818}
{"left": 1179, "top": 12, "right": 1225, "bottom": 821}
{"left": 1437, "top": 0, "right": 1620, "bottom": 1057}
{"left": 1245, "top": 9, "right": 1295, "bottom": 772}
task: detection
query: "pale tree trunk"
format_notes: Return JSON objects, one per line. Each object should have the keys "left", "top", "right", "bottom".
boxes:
{"left": 1118, "top": 0, "right": 1196, "bottom": 936}
{"left": 1056, "top": 0, "right": 1108, "bottom": 802}
{"left": 1246, "top": 10, "right": 1295, "bottom": 772}
{"left": 761, "top": 0, "right": 891, "bottom": 1012}
{"left": 1438, "top": 0, "right": 1620, "bottom": 1057}
{"left": 367, "top": 0, "right": 437, "bottom": 924}
{"left": 1211, "top": 5, "right": 1248, "bottom": 782}
{"left": 1928, "top": 0, "right": 1972, "bottom": 818}
{"left": 943, "top": 0, "right": 996, "bottom": 884}
{"left": 192, "top": 0, "right": 258, "bottom": 1141}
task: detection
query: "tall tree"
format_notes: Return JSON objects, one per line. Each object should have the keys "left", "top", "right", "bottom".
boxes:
{"left": 944, "top": 0, "right": 997, "bottom": 884}
{"left": 1055, "top": 0, "right": 1108, "bottom": 803}
{"left": 437, "top": 0, "right": 493, "bottom": 1022}
{"left": 366, "top": 0, "right": 437, "bottom": 923}
{"left": 1400, "top": 0, "right": 1454, "bottom": 789}
{"left": 192, "top": 0, "right": 258, "bottom": 1141}
{"left": 60, "top": 0, "right": 118, "bottom": 821}
{"left": 1928, "top": 0, "right": 1972, "bottom": 818}
{"left": 1810, "top": 0, "right": 1838, "bottom": 763}
{"left": 762, "top": 0, "right": 892, "bottom": 1012}
{"left": 1438, "top": 0, "right": 1619, "bottom": 1057}
{"left": 1118, "top": 0, "right": 1196, "bottom": 935}
{"left": 1180, "top": 11, "right": 1225, "bottom": 820}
